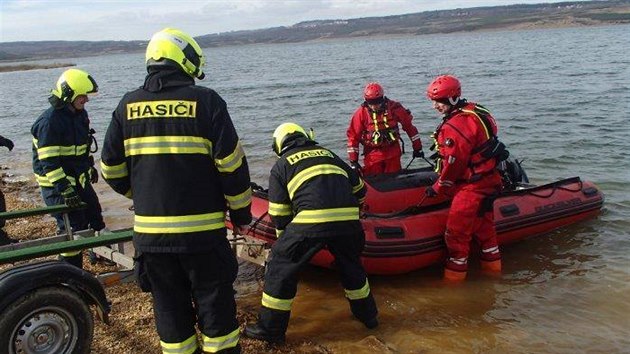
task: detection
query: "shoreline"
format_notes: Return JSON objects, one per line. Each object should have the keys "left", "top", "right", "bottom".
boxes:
{"left": 0, "top": 62, "right": 75, "bottom": 73}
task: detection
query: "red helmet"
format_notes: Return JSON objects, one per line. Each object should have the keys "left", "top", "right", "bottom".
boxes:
{"left": 363, "top": 82, "right": 384, "bottom": 100}
{"left": 426, "top": 75, "right": 461, "bottom": 101}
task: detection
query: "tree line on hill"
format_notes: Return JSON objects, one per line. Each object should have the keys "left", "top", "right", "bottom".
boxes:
{"left": 1, "top": 0, "right": 629, "bottom": 62}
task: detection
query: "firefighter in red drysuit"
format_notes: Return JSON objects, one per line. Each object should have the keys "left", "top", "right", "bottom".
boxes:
{"left": 424, "top": 75, "right": 508, "bottom": 281}
{"left": 347, "top": 82, "right": 423, "bottom": 176}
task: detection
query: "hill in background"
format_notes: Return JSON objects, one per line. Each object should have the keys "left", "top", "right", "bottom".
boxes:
{"left": 1, "top": 0, "right": 629, "bottom": 61}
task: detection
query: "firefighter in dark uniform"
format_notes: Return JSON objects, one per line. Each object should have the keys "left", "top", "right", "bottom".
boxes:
{"left": 243, "top": 123, "right": 378, "bottom": 344}
{"left": 101, "top": 28, "right": 251, "bottom": 354}
{"left": 31, "top": 69, "right": 106, "bottom": 268}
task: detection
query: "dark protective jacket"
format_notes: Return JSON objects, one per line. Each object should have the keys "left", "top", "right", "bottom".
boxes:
{"left": 31, "top": 105, "right": 94, "bottom": 194}
{"left": 268, "top": 138, "right": 367, "bottom": 238}
{"left": 347, "top": 98, "right": 422, "bottom": 163}
{"left": 100, "top": 68, "right": 252, "bottom": 253}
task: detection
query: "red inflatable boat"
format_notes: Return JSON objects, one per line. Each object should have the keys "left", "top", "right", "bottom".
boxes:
{"left": 232, "top": 163, "right": 604, "bottom": 275}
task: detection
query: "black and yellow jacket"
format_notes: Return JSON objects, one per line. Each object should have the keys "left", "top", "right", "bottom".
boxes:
{"left": 100, "top": 68, "right": 252, "bottom": 253}
{"left": 31, "top": 105, "right": 94, "bottom": 194}
{"left": 268, "top": 138, "right": 366, "bottom": 238}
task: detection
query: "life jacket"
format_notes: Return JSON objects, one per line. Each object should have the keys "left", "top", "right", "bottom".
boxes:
{"left": 360, "top": 99, "right": 401, "bottom": 148}
{"left": 461, "top": 103, "right": 509, "bottom": 176}
{"left": 430, "top": 101, "right": 509, "bottom": 179}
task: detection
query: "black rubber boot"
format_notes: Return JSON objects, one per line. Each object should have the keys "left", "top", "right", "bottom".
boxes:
{"left": 243, "top": 323, "right": 285, "bottom": 344}
{"left": 348, "top": 293, "right": 379, "bottom": 329}
{"left": 0, "top": 232, "right": 17, "bottom": 246}
{"left": 59, "top": 253, "right": 83, "bottom": 269}
{"left": 362, "top": 316, "right": 379, "bottom": 329}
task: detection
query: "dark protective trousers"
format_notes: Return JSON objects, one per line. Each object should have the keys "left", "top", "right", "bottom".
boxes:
{"left": 142, "top": 237, "right": 240, "bottom": 353}
{"left": 259, "top": 229, "right": 378, "bottom": 334}
{"left": 40, "top": 182, "right": 105, "bottom": 232}
{"left": 41, "top": 182, "right": 105, "bottom": 268}
{"left": 0, "top": 188, "right": 10, "bottom": 243}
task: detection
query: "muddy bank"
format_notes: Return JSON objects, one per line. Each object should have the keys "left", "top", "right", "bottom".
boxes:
{"left": 0, "top": 172, "right": 332, "bottom": 354}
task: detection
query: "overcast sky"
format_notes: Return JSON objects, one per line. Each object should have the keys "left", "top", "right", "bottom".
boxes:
{"left": 1, "top": 0, "right": 589, "bottom": 42}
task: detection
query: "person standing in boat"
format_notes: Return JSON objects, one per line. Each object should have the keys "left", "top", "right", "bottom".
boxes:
{"left": 101, "top": 28, "right": 251, "bottom": 354}
{"left": 243, "top": 122, "right": 378, "bottom": 343}
{"left": 347, "top": 82, "right": 424, "bottom": 175}
{"left": 30, "top": 69, "right": 107, "bottom": 268}
{"left": 424, "top": 75, "right": 508, "bottom": 281}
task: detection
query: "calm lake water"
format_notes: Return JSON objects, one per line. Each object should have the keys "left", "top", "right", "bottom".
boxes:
{"left": 1, "top": 24, "right": 629, "bottom": 353}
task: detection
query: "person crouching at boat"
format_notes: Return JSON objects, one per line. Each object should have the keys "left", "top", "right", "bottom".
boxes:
{"left": 243, "top": 123, "right": 378, "bottom": 343}
{"left": 347, "top": 82, "right": 424, "bottom": 175}
{"left": 424, "top": 75, "right": 508, "bottom": 281}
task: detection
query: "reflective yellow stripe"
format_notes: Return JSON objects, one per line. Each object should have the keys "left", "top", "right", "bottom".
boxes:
{"left": 262, "top": 292, "right": 293, "bottom": 311}
{"left": 225, "top": 187, "right": 252, "bottom": 210}
{"left": 34, "top": 174, "right": 54, "bottom": 187}
{"left": 134, "top": 212, "right": 225, "bottom": 234}
{"left": 268, "top": 202, "right": 292, "bottom": 216}
{"left": 293, "top": 207, "right": 359, "bottom": 224}
{"left": 78, "top": 172, "right": 88, "bottom": 188}
{"left": 160, "top": 334, "right": 198, "bottom": 354}
{"left": 352, "top": 178, "right": 365, "bottom": 194}
{"left": 36, "top": 145, "right": 60, "bottom": 159}
{"left": 124, "top": 136, "right": 212, "bottom": 156}
{"left": 35, "top": 172, "right": 77, "bottom": 188}
{"left": 462, "top": 109, "right": 491, "bottom": 140}
{"left": 201, "top": 328, "right": 239, "bottom": 353}
{"left": 76, "top": 145, "right": 88, "bottom": 155}
{"left": 36, "top": 144, "right": 88, "bottom": 160}
{"left": 344, "top": 280, "right": 371, "bottom": 300}
{"left": 215, "top": 141, "right": 245, "bottom": 173}
{"left": 287, "top": 164, "right": 348, "bottom": 199}
{"left": 275, "top": 229, "right": 284, "bottom": 238}
{"left": 100, "top": 161, "right": 129, "bottom": 179}
{"left": 46, "top": 167, "right": 67, "bottom": 183}
{"left": 60, "top": 251, "right": 81, "bottom": 257}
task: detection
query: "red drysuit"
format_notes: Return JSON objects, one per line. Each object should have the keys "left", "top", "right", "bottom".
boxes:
{"left": 347, "top": 99, "right": 422, "bottom": 176}
{"left": 431, "top": 102, "right": 503, "bottom": 274}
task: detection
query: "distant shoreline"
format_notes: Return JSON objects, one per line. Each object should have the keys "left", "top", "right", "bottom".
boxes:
{"left": 0, "top": 62, "right": 75, "bottom": 73}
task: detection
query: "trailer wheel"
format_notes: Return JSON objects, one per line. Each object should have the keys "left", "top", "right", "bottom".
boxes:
{"left": 0, "top": 287, "right": 93, "bottom": 354}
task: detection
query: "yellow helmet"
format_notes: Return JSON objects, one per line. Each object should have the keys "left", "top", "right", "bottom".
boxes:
{"left": 50, "top": 68, "right": 98, "bottom": 103}
{"left": 272, "top": 122, "right": 313, "bottom": 156}
{"left": 146, "top": 28, "right": 206, "bottom": 79}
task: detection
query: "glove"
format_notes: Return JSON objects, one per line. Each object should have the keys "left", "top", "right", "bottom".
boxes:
{"left": 89, "top": 166, "right": 99, "bottom": 184}
{"left": 413, "top": 149, "right": 424, "bottom": 159}
{"left": 425, "top": 186, "right": 438, "bottom": 198}
{"left": 0, "top": 136, "right": 14, "bottom": 151}
{"left": 350, "top": 161, "right": 362, "bottom": 171}
{"left": 61, "top": 186, "right": 82, "bottom": 207}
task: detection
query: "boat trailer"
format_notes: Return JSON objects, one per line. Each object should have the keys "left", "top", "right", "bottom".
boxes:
{"left": 0, "top": 204, "right": 269, "bottom": 354}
